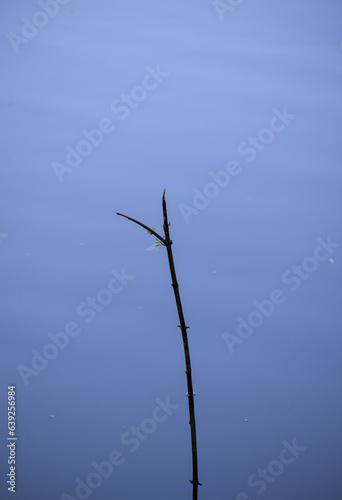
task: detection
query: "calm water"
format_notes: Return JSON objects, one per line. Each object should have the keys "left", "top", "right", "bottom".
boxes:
{"left": 1, "top": 1, "right": 342, "bottom": 499}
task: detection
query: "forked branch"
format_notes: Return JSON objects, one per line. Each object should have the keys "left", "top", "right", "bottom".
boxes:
{"left": 117, "top": 189, "right": 201, "bottom": 500}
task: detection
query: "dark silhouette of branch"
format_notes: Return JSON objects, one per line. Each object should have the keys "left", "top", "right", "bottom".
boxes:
{"left": 116, "top": 212, "right": 166, "bottom": 246}
{"left": 117, "top": 189, "right": 201, "bottom": 499}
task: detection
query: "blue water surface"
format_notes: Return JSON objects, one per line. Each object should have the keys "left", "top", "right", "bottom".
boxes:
{"left": 1, "top": 1, "right": 342, "bottom": 499}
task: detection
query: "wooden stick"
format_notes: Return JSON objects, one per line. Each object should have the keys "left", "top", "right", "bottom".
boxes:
{"left": 117, "top": 189, "right": 201, "bottom": 499}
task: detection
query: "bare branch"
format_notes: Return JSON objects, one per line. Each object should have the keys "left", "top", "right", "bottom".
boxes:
{"left": 116, "top": 212, "right": 166, "bottom": 246}
{"left": 117, "top": 191, "right": 201, "bottom": 499}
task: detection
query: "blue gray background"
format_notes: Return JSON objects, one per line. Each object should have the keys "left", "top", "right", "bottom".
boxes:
{"left": 1, "top": 1, "right": 342, "bottom": 499}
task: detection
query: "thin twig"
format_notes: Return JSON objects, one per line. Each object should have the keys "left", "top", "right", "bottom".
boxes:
{"left": 161, "top": 189, "right": 201, "bottom": 498}
{"left": 116, "top": 212, "right": 166, "bottom": 246}
{"left": 117, "top": 190, "right": 201, "bottom": 499}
